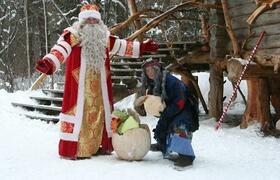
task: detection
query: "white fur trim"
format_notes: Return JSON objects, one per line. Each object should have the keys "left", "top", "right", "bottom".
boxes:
{"left": 57, "top": 36, "right": 64, "bottom": 43}
{"left": 110, "top": 38, "right": 121, "bottom": 55}
{"left": 117, "top": 40, "right": 127, "bottom": 56}
{"left": 60, "top": 132, "right": 79, "bottom": 141}
{"left": 100, "top": 63, "right": 112, "bottom": 137}
{"left": 79, "top": 10, "right": 101, "bottom": 22}
{"left": 75, "top": 49, "right": 87, "bottom": 136}
{"left": 132, "top": 41, "right": 140, "bottom": 58}
{"left": 106, "top": 30, "right": 110, "bottom": 38}
{"left": 58, "top": 41, "right": 72, "bottom": 55}
{"left": 65, "top": 27, "right": 79, "bottom": 38}
{"left": 51, "top": 45, "right": 68, "bottom": 60}
{"left": 44, "top": 54, "right": 60, "bottom": 72}
{"left": 59, "top": 113, "right": 79, "bottom": 141}
{"left": 59, "top": 113, "right": 76, "bottom": 123}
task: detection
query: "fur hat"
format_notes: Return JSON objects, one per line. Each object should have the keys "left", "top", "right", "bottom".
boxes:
{"left": 142, "top": 58, "right": 161, "bottom": 68}
{"left": 79, "top": 3, "right": 101, "bottom": 22}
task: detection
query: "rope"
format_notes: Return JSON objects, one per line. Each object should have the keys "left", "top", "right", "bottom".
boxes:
{"left": 215, "top": 31, "right": 265, "bottom": 130}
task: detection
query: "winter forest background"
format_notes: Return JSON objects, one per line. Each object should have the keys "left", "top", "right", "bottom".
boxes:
{"left": 0, "top": 0, "right": 204, "bottom": 92}
{"left": 1, "top": 1, "right": 280, "bottom": 178}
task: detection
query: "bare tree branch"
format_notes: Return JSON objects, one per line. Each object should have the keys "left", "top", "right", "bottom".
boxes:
{"left": 126, "top": 1, "right": 221, "bottom": 41}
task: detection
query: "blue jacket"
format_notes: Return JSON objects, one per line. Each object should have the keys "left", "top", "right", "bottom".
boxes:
{"left": 153, "top": 73, "right": 194, "bottom": 152}
{"left": 161, "top": 73, "right": 193, "bottom": 130}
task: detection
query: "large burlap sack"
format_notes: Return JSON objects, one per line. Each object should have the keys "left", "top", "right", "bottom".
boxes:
{"left": 144, "top": 95, "right": 166, "bottom": 116}
{"left": 112, "top": 124, "right": 151, "bottom": 161}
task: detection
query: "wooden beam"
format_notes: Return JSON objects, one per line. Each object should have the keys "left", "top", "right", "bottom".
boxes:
{"left": 178, "top": 52, "right": 210, "bottom": 64}
{"left": 242, "top": 51, "right": 280, "bottom": 73}
{"left": 221, "top": 0, "right": 240, "bottom": 56}
{"left": 247, "top": 0, "right": 280, "bottom": 25}
{"left": 227, "top": 58, "right": 280, "bottom": 82}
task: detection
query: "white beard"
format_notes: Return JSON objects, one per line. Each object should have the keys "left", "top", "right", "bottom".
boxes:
{"left": 79, "top": 21, "right": 108, "bottom": 71}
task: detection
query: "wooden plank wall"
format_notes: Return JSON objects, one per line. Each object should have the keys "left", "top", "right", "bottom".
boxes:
{"left": 228, "top": 0, "right": 280, "bottom": 55}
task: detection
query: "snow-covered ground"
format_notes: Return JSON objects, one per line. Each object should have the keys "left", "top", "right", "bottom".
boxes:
{"left": 1, "top": 73, "right": 280, "bottom": 180}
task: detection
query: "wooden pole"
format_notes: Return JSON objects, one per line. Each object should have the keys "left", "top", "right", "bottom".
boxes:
{"left": 221, "top": 0, "right": 240, "bottom": 56}
{"left": 127, "top": 0, "right": 143, "bottom": 41}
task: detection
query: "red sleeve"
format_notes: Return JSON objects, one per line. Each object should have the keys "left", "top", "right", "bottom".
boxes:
{"left": 109, "top": 35, "right": 117, "bottom": 52}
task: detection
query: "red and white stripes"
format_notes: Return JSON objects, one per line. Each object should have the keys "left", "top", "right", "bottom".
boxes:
{"left": 110, "top": 36, "right": 140, "bottom": 58}
{"left": 215, "top": 31, "right": 265, "bottom": 130}
{"left": 43, "top": 40, "right": 72, "bottom": 72}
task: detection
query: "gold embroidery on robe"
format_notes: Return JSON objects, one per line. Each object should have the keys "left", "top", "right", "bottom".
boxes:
{"left": 64, "top": 105, "right": 77, "bottom": 116}
{"left": 70, "top": 34, "right": 80, "bottom": 47}
{"left": 77, "top": 69, "right": 105, "bottom": 157}
{"left": 60, "top": 121, "right": 75, "bottom": 133}
{"left": 72, "top": 68, "right": 80, "bottom": 85}
{"left": 125, "top": 41, "right": 133, "bottom": 56}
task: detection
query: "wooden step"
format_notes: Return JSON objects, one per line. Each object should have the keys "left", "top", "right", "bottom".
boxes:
{"left": 24, "top": 114, "right": 60, "bottom": 123}
{"left": 12, "top": 102, "right": 62, "bottom": 112}
{"left": 113, "top": 54, "right": 167, "bottom": 60}
{"left": 30, "top": 96, "right": 63, "bottom": 102}
{"left": 55, "top": 82, "right": 65, "bottom": 86}
{"left": 157, "top": 48, "right": 181, "bottom": 51}
{"left": 42, "top": 89, "right": 64, "bottom": 94}
{"left": 111, "top": 68, "right": 142, "bottom": 72}
{"left": 111, "top": 76, "right": 140, "bottom": 80}
{"left": 158, "top": 41, "right": 198, "bottom": 46}
{"left": 42, "top": 89, "right": 64, "bottom": 97}
{"left": 110, "top": 62, "right": 143, "bottom": 66}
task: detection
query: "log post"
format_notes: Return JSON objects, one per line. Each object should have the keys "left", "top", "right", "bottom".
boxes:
{"left": 207, "top": 0, "right": 228, "bottom": 119}
{"left": 240, "top": 78, "right": 272, "bottom": 131}
{"left": 269, "top": 78, "right": 280, "bottom": 121}
{"left": 209, "top": 64, "right": 224, "bottom": 118}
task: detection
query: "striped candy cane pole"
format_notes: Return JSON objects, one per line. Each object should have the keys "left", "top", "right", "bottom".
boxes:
{"left": 215, "top": 31, "right": 265, "bottom": 130}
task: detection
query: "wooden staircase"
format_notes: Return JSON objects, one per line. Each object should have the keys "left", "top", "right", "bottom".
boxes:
{"left": 12, "top": 89, "right": 63, "bottom": 123}
{"left": 12, "top": 41, "right": 203, "bottom": 123}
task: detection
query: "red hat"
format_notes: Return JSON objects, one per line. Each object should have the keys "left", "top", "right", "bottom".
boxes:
{"left": 79, "top": 3, "right": 101, "bottom": 22}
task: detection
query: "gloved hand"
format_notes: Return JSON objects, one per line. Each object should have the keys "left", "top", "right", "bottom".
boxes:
{"left": 134, "top": 95, "right": 147, "bottom": 107}
{"left": 35, "top": 58, "right": 55, "bottom": 75}
{"left": 140, "top": 39, "right": 159, "bottom": 55}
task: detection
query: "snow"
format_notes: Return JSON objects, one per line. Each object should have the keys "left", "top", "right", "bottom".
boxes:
{"left": 1, "top": 73, "right": 280, "bottom": 180}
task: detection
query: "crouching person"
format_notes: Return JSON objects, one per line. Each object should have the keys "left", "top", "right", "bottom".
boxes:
{"left": 134, "top": 58, "right": 198, "bottom": 168}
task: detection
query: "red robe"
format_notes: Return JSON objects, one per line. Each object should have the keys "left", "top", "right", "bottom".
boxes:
{"left": 43, "top": 23, "right": 141, "bottom": 159}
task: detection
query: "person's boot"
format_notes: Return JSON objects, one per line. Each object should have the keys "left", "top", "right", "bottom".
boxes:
{"left": 95, "top": 148, "right": 112, "bottom": 155}
{"left": 174, "top": 154, "right": 193, "bottom": 167}
{"left": 150, "top": 143, "right": 161, "bottom": 152}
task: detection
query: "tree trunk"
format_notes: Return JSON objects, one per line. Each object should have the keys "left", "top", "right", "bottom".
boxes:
{"left": 24, "top": 0, "right": 31, "bottom": 87}
{"left": 127, "top": 0, "right": 143, "bottom": 41}
{"left": 269, "top": 78, "right": 280, "bottom": 121}
{"left": 209, "top": 64, "right": 224, "bottom": 118}
{"left": 208, "top": 0, "right": 228, "bottom": 119}
{"left": 42, "top": 0, "right": 48, "bottom": 55}
{"left": 240, "top": 78, "right": 272, "bottom": 131}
